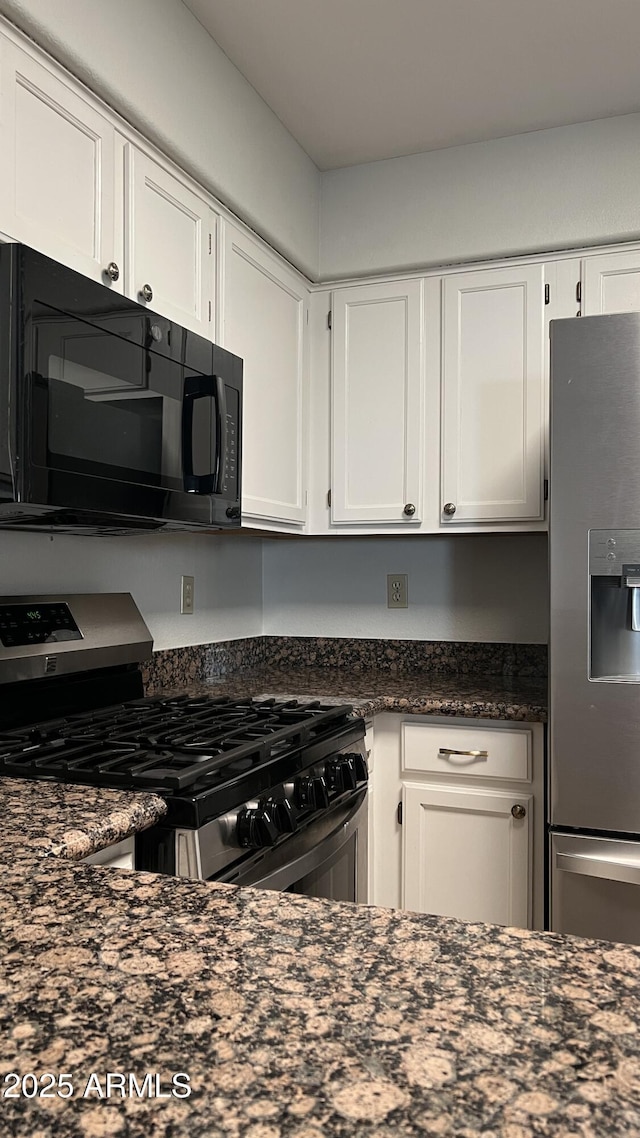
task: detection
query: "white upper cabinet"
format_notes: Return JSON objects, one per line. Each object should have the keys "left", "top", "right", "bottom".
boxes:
{"left": 125, "top": 146, "right": 214, "bottom": 336}
{"left": 221, "top": 222, "right": 308, "bottom": 528}
{"left": 583, "top": 251, "right": 640, "bottom": 315}
{"left": 331, "top": 280, "right": 424, "bottom": 525}
{"left": 441, "top": 264, "right": 545, "bottom": 524}
{"left": 0, "top": 41, "right": 119, "bottom": 286}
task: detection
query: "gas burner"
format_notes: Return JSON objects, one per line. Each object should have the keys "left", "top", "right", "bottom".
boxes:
{"left": 0, "top": 697, "right": 358, "bottom": 802}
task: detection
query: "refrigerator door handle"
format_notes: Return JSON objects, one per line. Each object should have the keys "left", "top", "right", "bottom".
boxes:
{"left": 630, "top": 585, "right": 640, "bottom": 633}
{"left": 556, "top": 850, "right": 640, "bottom": 886}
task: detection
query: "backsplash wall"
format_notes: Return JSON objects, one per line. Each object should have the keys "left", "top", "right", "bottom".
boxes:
{"left": 0, "top": 530, "right": 548, "bottom": 653}
{"left": 262, "top": 533, "right": 548, "bottom": 643}
{"left": 0, "top": 531, "right": 263, "bottom": 651}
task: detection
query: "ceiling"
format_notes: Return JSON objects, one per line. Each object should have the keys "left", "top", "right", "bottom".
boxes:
{"left": 182, "top": 0, "right": 640, "bottom": 170}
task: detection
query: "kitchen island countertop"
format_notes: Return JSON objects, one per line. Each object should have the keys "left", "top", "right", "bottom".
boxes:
{"left": 3, "top": 772, "right": 640, "bottom": 1137}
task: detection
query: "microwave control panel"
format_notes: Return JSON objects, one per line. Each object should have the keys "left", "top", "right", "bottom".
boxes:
{"left": 222, "top": 387, "right": 240, "bottom": 498}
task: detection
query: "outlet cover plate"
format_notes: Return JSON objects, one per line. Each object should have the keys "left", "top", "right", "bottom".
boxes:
{"left": 181, "top": 575, "right": 194, "bottom": 615}
{"left": 387, "top": 573, "right": 408, "bottom": 609}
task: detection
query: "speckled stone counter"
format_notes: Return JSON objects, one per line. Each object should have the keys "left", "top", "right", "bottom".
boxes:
{"left": 3, "top": 838, "right": 640, "bottom": 1137}
{"left": 145, "top": 667, "right": 548, "bottom": 723}
{"left": 0, "top": 776, "right": 167, "bottom": 863}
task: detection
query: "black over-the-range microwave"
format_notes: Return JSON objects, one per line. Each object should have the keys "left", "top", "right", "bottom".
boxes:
{"left": 0, "top": 244, "right": 242, "bottom": 533}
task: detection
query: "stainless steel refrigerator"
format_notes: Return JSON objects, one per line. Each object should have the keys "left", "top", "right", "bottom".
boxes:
{"left": 550, "top": 311, "right": 640, "bottom": 945}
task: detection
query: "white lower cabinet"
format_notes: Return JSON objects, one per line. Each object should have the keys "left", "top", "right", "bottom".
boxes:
{"left": 402, "top": 782, "right": 531, "bottom": 926}
{"left": 82, "top": 836, "right": 134, "bottom": 870}
{"left": 370, "top": 714, "right": 544, "bottom": 930}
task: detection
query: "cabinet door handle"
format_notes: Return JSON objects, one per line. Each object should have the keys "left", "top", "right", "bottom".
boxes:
{"left": 140, "top": 283, "right": 153, "bottom": 302}
{"left": 437, "top": 748, "right": 488, "bottom": 761}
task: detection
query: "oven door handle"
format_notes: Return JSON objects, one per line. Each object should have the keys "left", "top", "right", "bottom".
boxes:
{"left": 234, "top": 790, "right": 368, "bottom": 895}
{"left": 181, "top": 374, "right": 227, "bottom": 494}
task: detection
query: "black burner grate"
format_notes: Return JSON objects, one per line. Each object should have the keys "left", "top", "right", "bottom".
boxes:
{"left": 0, "top": 696, "right": 356, "bottom": 794}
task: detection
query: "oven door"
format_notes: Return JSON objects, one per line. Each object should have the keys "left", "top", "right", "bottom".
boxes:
{"left": 221, "top": 790, "right": 368, "bottom": 904}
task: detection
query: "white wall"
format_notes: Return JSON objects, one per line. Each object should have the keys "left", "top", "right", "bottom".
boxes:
{"left": 262, "top": 534, "right": 548, "bottom": 643}
{"left": 320, "top": 114, "right": 640, "bottom": 279}
{"left": 0, "top": 0, "right": 320, "bottom": 277}
{"left": 0, "top": 531, "right": 263, "bottom": 651}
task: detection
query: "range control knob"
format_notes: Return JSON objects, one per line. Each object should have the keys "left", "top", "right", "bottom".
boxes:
{"left": 236, "top": 803, "right": 279, "bottom": 849}
{"left": 294, "top": 775, "right": 329, "bottom": 811}
{"left": 343, "top": 751, "right": 369, "bottom": 784}
{"left": 266, "top": 796, "right": 298, "bottom": 834}
{"left": 325, "top": 755, "right": 357, "bottom": 794}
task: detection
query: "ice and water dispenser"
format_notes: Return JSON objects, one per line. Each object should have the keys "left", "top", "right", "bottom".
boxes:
{"left": 590, "top": 531, "right": 640, "bottom": 680}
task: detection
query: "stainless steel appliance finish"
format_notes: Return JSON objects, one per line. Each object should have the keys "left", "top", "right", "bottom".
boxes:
{"left": 0, "top": 593, "right": 368, "bottom": 905}
{"left": 551, "top": 833, "right": 640, "bottom": 944}
{"left": 158, "top": 756, "right": 368, "bottom": 902}
{"left": 549, "top": 312, "right": 640, "bottom": 943}
{"left": 0, "top": 593, "right": 153, "bottom": 683}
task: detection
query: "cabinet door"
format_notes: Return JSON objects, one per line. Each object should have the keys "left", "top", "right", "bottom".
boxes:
{"left": 402, "top": 782, "right": 532, "bottom": 927}
{"left": 221, "top": 223, "right": 307, "bottom": 526}
{"left": 331, "top": 280, "right": 423, "bottom": 524}
{"left": 126, "top": 146, "right": 213, "bottom": 336}
{"left": 583, "top": 251, "right": 640, "bottom": 315}
{"left": 0, "top": 41, "right": 118, "bottom": 285}
{"left": 442, "top": 265, "right": 545, "bottom": 523}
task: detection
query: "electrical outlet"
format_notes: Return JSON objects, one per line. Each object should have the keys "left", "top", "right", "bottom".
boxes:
{"left": 180, "top": 575, "right": 194, "bottom": 615}
{"left": 387, "top": 573, "right": 408, "bottom": 609}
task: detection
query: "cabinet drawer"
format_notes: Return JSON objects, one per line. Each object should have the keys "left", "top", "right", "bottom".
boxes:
{"left": 402, "top": 723, "right": 531, "bottom": 782}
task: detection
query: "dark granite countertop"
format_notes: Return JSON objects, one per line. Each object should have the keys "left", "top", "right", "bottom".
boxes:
{"left": 0, "top": 776, "right": 167, "bottom": 863}
{"left": 3, "top": 754, "right": 640, "bottom": 1135}
{"left": 2, "top": 788, "right": 640, "bottom": 1137}
{"left": 146, "top": 666, "right": 548, "bottom": 723}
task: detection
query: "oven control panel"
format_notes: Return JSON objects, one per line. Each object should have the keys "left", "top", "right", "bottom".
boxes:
{"left": 0, "top": 602, "right": 83, "bottom": 647}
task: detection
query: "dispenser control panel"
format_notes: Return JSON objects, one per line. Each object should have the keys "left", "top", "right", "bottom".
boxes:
{"left": 589, "top": 530, "right": 640, "bottom": 576}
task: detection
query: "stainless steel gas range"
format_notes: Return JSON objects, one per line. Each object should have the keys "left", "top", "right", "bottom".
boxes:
{"left": 0, "top": 593, "right": 368, "bottom": 903}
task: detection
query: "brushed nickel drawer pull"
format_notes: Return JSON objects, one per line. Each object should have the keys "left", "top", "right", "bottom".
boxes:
{"left": 437, "top": 748, "right": 488, "bottom": 761}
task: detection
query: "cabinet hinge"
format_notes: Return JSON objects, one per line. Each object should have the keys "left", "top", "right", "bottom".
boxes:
{"left": 208, "top": 233, "right": 212, "bottom": 255}
{"left": 327, "top": 310, "right": 332, "bottom": 330}
{"left": 544, "top": 283, "right": 550, "bottom": 305}
{"left": 397, "top": 801, "right": 403, "bottom": 825}
{"left": 544, "top": 478, "right": 549, "bottom": 501}
{"left": 208, "top": 300, "right": 212, "bottom": 322}
{"left": 576, "top": 280, "right": 581, "bottom": 303}
{"left": 327, "top": 489, "right": 332, "bottom": 507}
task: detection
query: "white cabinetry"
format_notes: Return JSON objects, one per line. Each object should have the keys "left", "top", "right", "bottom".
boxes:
{"left": 402, "top": 782, "right": 531, "bottom": 926}
{"left": 583, "top": 251, "right": 640, "bottom": 315}
{"left": 0, "top": 39, "right": 119, "bottom": 286}
{"left": 330, "top": 279, "right": 424, "bottom": 525}
{"left": 370, "top": 714, "right": 543, "bottom": 929}
{"left": 441, "top": 264, "right": 546, "bottom": 524}
{"left": 221, "top": 223, "right": 308, "bottom": 528}
{"left": 126, "top": 146, "right": 214, "bottom": 336}
{"left": 82, "top": 836, "right": 134, "bottom": 870}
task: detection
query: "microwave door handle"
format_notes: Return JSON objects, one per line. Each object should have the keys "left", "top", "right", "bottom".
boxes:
{"left": 214, "top": 373, "right": 228, "bottom": 494}
{"left": 181, "top": 375, "right": 225, "bottom": 494}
